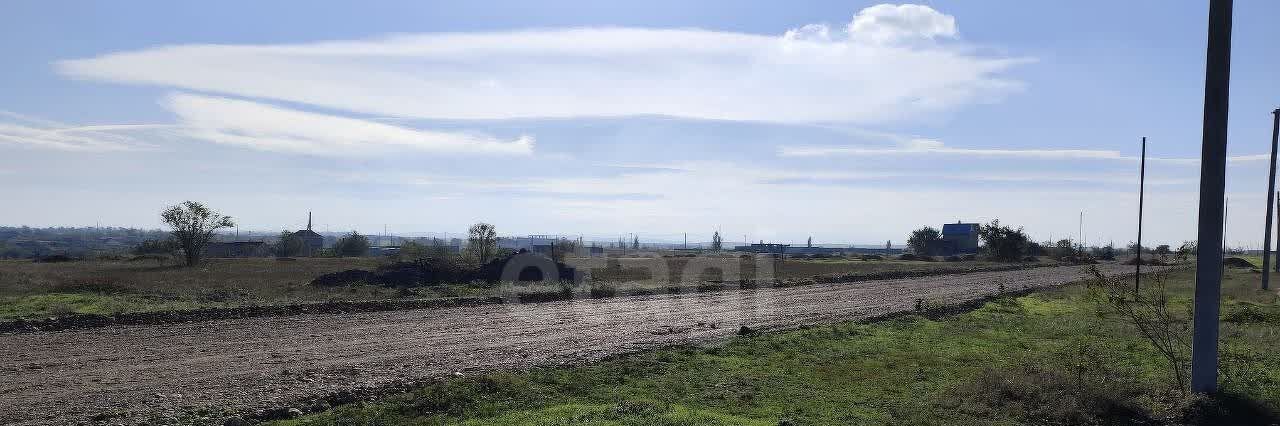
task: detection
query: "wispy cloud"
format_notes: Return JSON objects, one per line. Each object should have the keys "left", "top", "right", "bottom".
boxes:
{"left": 164, "top": 93, "right": 533, "bottom": 156}
{"left": 778, "top": 138, "right": 1267, "bottom": 164}
{"left": 57, "top": 4, "right": 1029, "bottom": 124}
{"left": 0, "top": 111, "right": 162, "bottom": 152}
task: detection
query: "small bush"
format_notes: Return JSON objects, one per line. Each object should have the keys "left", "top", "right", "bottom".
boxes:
{"left": 516, "top": 285, "right": 573, "bottom": 303}
{"left": 588, "top": 283, "right": 617, "bottom": 299}
{"left": 1222, "top": 303, "right": 1278, "bottom": 324}
{"left": 696, "top": 282, "right": 725, "bottom": 292}
{"left": 945, "top": 255, "right": 962, "bottom": 262}
{"left": 948, "top": 365, "right": 1151, "bottom": 425}
{"left": 898, "top": 253, "right": 918, "bottom": 261}
{"left": 127, "top": 254, "right": 169, "bottom": 263}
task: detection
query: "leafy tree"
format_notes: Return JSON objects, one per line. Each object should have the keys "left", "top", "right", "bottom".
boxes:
{"left": 711, "top": 231, "right": 723, "bottom": 251}
{"left": 334, "top": 231, "right": 370, "bottom": 257}
{"left": 274, "top": 230, "right": 303, "bottom": 257}
{"left": 907, "top": 226, "right": 942, "bottom": 255}
{"left": 552, "top": 238, "right": 576, "bottom": 262}
{"left": 1053, "top": 239, "right": 1075, "bottom": 260}
{"left": 1175, "top": 241, "right": 1196, "bottom": 262}
{"left": 1155, "top": 244, "right": 1171, "bottom": 261}
{"left": 468, "top": 223, "right": 498, "bottom": 263}
{"left": 1099, "top": 243, "right": 1117, "bottom": 261}
{"left": 977, "top": 220, "right": 1029, "bottom": 262}
{"left": 160, "top": 201, "right": 234, "bottom": 266}
{"left": 399, "top": 240, "right": 430, "bottom": 260}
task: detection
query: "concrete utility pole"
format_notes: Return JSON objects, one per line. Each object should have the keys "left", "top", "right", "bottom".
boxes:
{"left": 1190, "top": 0, "right": 1233, "bottom": 395}
{"left": 1136, "top": 137, "right": 1147, "bottom": 295}
{"left": 1263, "top": 109, "right": 1280, "bottom": 290}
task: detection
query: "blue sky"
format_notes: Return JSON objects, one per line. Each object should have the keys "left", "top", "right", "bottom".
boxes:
{"left": 1, "top": 1, "right": 1278, "bottom": 247}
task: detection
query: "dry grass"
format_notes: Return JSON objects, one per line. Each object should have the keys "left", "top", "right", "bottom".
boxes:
{"left": 0, "top": 255, "right": 1054, "bottom": 320}
{"left": 0, "top": 258, "right": 396, "bottom": 318}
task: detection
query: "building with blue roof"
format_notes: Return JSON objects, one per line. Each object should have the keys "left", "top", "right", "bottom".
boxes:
{"left": 940, "top": 222, "right": 980, "bottom": 255}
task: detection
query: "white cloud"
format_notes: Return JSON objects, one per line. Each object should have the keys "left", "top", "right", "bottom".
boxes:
{"left": 372, "top": 162, "right": 1190, "bottom": 204}
{"left": 847, "top": 4, "right": 959, "bottom": 44}
{"left": 0, "top": 111, "right": 161, "bottom": 152}
{"left": 778, "top": 138, "right": 1266, "bottom": 164}
{"left": 163, "top": 93, "right": 533, "bottom": 156}
{"left": 56, "top": 5, "right": 1027, "bottom": 124}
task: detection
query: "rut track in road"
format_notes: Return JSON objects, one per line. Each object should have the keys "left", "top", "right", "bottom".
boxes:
{"left": 0, "top": 264, "right": 1157, "bottom": 425}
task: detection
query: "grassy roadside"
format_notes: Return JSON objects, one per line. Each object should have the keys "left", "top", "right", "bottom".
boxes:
{"left": 271, "top": 267, "right": 1280, "bottom": 426}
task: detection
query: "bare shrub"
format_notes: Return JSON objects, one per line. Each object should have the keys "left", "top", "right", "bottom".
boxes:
{"left": 1087, "top": 266, "right": 1190, "bottom": 394}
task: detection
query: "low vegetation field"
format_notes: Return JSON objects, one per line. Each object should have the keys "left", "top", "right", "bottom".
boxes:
{"left": 275, "top": 266, "right": 1279, "bottom": 426}
{"left": 0, "top": 255, "right": 1057, "bottom": 320}
{"left": 0, "top": 258, "right": 387, "bottom": 319}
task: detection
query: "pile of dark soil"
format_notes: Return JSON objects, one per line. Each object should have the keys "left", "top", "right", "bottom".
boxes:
{"left": 33, "top": 254, "right": 77, "bottom": 263}
{"left": 1223, "top": 257, "right": 1257, "bottom": 268}
{"left": 473, "top": 252, "right": 577, "bottom": 283}
{"left": 310, "top": 269, "right": 373, "bottom": 287}
{"left": 310, "top": 251, "right": 577, "bottom": 288}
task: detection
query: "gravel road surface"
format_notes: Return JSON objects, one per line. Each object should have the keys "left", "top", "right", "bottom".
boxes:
{"left": 0, "top": 264, "right": 1144, "bottom": 425}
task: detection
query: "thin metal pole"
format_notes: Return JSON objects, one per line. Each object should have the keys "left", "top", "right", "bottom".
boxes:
{"left": 1263, "top": 109, "right": 1280, "bottom": 290}
{"left": 1136, "top": 137, "right": 1147, "bottom": 295}
{"left": 1190, "top": 0, "right": 1233, "bottom": 395}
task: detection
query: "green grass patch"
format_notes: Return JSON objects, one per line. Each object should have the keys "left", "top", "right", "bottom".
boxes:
{"left": 0, "top": 293, "right": 204, "bottom": 319}
{"left": 274, "top": 267, "right": 1280, "bottom": 426}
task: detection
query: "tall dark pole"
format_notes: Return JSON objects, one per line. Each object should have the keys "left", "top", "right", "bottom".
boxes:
{"left": 1190, "top": 0, "right": 1232, "bottom": 395}
{"left": 1136, "top": 137, "right": 1147, "bottom": 295}
{"left": 1263, "top": 109, "right": 1280, "bottom": 290}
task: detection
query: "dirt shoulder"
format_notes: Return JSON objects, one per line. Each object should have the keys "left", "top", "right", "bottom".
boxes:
{"left": 0, "top": 264, "right": 1151, "bottom": 425}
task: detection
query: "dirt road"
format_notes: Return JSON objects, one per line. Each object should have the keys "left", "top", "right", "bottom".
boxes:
{"left": 0, "top": 264, "right": 1142, "bottom": 425}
